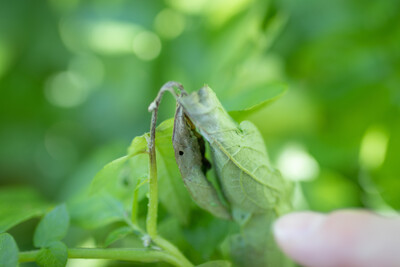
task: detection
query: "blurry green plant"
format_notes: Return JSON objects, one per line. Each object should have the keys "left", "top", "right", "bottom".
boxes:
{"left": 0, "top": 82, "right": 290, "bottom": 267}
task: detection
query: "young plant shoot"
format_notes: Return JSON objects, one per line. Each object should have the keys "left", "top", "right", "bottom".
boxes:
{"left": 1, "top": 82, "right": 291, "bottom": 267}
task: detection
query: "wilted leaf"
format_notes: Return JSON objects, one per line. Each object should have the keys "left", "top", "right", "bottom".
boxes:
{"left": 36, "top": 241, "right": 68, "bottom": 267}
{"left": 173, "top": 104, "right": 231, "bottom": 220}
{"left": 0, "top": 233, "right": 19, "bottom": 267}
{"left": 34, "top": 204, "right": 70, "bottom": 248}
{"left": 0, "top": 187, "right": 51, "bottom": 233}
{"left": 154, "top": 119, "right": 193, "bottom": 224}
{"left": 178, "top": 86, "right": 290, "bottom": 215}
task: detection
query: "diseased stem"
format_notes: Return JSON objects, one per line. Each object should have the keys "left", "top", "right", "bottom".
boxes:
{"left": 146, "top": 81, "right": 186, "bottom": 238}
{"left": 147, "top": 108, "right": 159, "bottom": 238}
{"left": 19, "top": 248, "right": 182, "bottom": 266}
{"left": 146, "top": 81, "right": 194, "bottom": 267}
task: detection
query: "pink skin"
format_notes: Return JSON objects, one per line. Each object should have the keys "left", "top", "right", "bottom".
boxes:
{"left": 273, "top": 210, "right": 400, "bottom": 267}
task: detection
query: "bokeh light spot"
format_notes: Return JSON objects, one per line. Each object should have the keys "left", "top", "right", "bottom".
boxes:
{"left": 132, "top": 31, "right": 162, "bottom": 61}
{"left": 359, "top": 126, "right": 389, "bottom": 170}
{"left": 88, "top": 21, "right": 141, "bottom": 55}
{"left": 45, "top": 71, "right": 88, "bottom": 108}
{"left": 68, "top": 54, "right": 104, "bottom": 89}
{"left": 154, "top": 9, "right": 185, "bottom": 39}
{"left": 277, "top": 143, "right": 320, "bottom": 181}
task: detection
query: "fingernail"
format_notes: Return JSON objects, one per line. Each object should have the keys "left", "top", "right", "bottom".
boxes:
{"left": 273, "top": 212, "right": 326, "bottom": 242}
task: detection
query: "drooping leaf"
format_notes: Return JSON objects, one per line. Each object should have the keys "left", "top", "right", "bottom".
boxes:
{"left": 173, "top": 104, "right": 231, "bottom": 220}
{"left": 0, "top": 187, "right": 51, "bottom": 233}
{"left": 104, "top": 226, "right": 133, "bottom": 247}
{"left": 0, "top": 233, "right": 19, "bottom": 267}
{"left": 225, "top": 82, "right": 287, "bottom": 122}
{"left": 196, "top": 260, "right": 232, "bottom": 267}
{"left": 178, "top": 86, "right": 291, "bottom": 215}
{"left": 154, "top": 118, "right": 193, "bottom": 224}
{"left": 34, "top": 204, "right": 70, "bottom": 248}
{"left": 68, "top": 194, "right": 126, "bottom": 229}
{"left": 36, "top": 241, "right": 68, "bottom": 267}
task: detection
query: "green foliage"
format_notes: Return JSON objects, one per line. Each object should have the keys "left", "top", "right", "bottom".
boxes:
{"left": 0, "top": 187, "right": 50, "bottom": 233}
{"left": 104, "top": 226, "right": 133, "bottom": 247}
{"left": 89, "top": 156, "right": 131, "bottom": 196}
{"left": 2, "top": 0, "right": 400, "bottom": 266}
{"left": 196, "top": 260, "right": 231, "bottom": 267}
{"left": 36, "top": 241, "right": 68, "bottom": 267}
{"left": 0, "top": 233, "right": 19, "bottom": 267}
{"left": 226, "top": 82, "right": 287, "bottom": 122}
{"left": 34, "top": 204, "right": 70, "bottom": 248}
{"left": 68, "top": 194, "right": 126, "bottom": 229}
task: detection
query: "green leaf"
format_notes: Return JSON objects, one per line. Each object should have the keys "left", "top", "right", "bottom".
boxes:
{"left": 36, "top": 241, "right": 68, "bottom": 267}
{"left": 226, "top": 83, "right": 287, "bottom": 122}
{"left": 154, "top": 119, "right": 193, "bottom": 224}
{"left": 230, "top": 213, "right": 292, "bottom": 267}
{"left": 104, "top": 226, "right": 133, "bottom": 247}
{"left": 0, "top": 233, "right": 19, "bottom": 267}
{"left": 196, "top": 260, "right": 231, "bottom": 267}
{"left": 178, "top": 86, "right": 291, "bottom": 214}
{"left": 68, "top": 194, "right": 126, "bottom": 229}
{"left": 183, "top": 214, "right": 231, "bottom": 259}
{"left": 89, "top": 155, "right": 130, "bottom": 195}
{"left": 89, "top": 135, "right": 148, "bottom": 202}
{"left": 34, "top": 204, "right": 70, "bottom": 248}
{"left": 0, "top": 187, "right": 50, "bottom": 233}
{"left": 173, "top": 104, "right": 231, "bottom": 219}
{"left": 127, "top": 134, "right": 148, "bottom": 157}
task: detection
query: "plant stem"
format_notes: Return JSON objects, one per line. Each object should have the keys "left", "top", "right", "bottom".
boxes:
{"left": 145, "top": 82, "right": 194, "bottom": 267}
{"left": 146, "top": 81, "right": 185, "bottom": 238}
{"left": 147, "top": 107, "right": 159, "bottom": 238}
{"left": 19, "top": 248, "right": 182, "bottom": 266}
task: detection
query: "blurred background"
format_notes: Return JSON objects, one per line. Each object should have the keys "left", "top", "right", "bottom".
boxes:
{"left": 1, "top": 0, "right": 400, "bottom": 265}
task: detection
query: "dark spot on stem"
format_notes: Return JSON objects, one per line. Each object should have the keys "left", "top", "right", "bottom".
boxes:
{"left": 179, "top": 151, "right": 184, "bottom": 156}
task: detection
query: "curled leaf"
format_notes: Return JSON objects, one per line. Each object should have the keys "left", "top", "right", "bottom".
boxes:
{"left": 173, "top": 105, "right": 231, "bottom": 220}
{"left": 178, "top": 86, "right": 290, "bottom": 214}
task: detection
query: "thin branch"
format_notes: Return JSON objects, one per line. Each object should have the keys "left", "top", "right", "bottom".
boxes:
{"left": 146, "top": 81, "right": 185, "bottom": 238}
{"left": 19, "top": 248, "right": 182, "bottom": 266}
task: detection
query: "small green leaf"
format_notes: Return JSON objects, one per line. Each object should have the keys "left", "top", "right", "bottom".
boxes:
{"left": 0, "top": 233, "right": 19, "bottom": 267}
{"left": 68, "top": 194, "right": 126, "bottom": 229}
{"left": 127, "top": 134, "right": 148, "bottom": 157}
{"left": 36, "top": 241, "right": 68, "bottom": 267}
{"left": 196, "top": 260, "right": 231, "bottom": 267}
{"left": 89, "top": 135, "right": 148, "bottom": 197}
{"left": 34, "top": 204, "right": 70, "bottom": 248}
{"left": 225, "top": 83, "right": 287, "bottom": 122}
{"left": 89, "top": 155, "right": 130, "bottom": 195}
{"left": 0, "top": 187, "right": 50, "bottom": 233}
{"left": 104, "top": 226, "right": 132, "bottom": 247}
